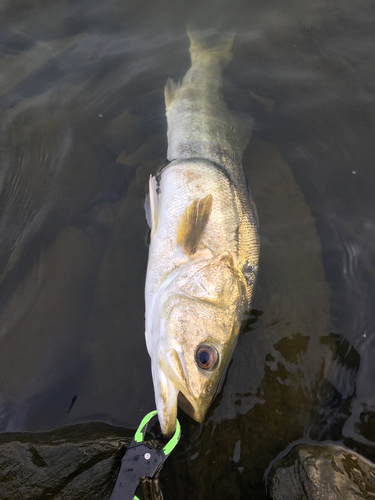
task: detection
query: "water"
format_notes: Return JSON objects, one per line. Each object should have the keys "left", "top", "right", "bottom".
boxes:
{"left": 0, "top": 0, "right": 375, "bottom": 497}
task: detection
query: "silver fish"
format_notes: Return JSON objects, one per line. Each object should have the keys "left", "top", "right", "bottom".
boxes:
{"left": 145, "top": 30, "right": 260, "bottom": 436}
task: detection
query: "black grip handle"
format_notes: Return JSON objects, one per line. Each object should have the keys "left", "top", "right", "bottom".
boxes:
{"left": 110, "top": 445, "right": 164, "bottom": 500}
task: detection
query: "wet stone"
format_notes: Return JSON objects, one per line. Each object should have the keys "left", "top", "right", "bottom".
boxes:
{"left": 0, "top": 423, "right": 163, "bottom": 500}
{"left": 268, "top": 443, "right": 375, "bottom": 499}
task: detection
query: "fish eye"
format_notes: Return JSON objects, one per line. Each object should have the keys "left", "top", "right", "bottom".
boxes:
{"left": 196, "top": 344, "right": 218, "bottom": 370}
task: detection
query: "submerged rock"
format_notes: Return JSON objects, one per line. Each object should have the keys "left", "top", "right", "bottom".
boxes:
{"left": 0, "top": 423, "right": 163, "bottom": 500}
{"left": 268, "top": 443, "right": 375, "bottom": 499}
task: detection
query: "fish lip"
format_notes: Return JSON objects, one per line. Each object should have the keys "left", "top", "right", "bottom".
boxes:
{"left": 152, "top": 360, "right": 178, "bottom": 437}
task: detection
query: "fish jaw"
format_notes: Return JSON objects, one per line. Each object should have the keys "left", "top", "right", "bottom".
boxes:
{"left": 151, "top": 358, "right": 179, "bottom": 437}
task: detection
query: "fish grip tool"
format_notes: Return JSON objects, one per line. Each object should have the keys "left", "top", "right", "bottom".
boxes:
{"left": 110, "top": 410, "right": 181, "bottom": 500}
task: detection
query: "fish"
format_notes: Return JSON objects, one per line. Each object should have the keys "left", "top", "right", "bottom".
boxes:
{"left": 144, "top": 30, "right": 260, "bottom": 436}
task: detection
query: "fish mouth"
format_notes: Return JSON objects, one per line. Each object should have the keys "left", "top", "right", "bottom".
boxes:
{"left": 177, "top": 391, "right": 206, "bottom": 422}
{"left": 154, "top": 348, "right": 209, "bottom": 436}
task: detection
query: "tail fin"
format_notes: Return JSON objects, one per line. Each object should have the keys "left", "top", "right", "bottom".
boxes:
{"left": 164, "top": 29, "right": 235, "bottom": 110}
{"left": 187, "top": 29, "right": 235, "bottom": 71}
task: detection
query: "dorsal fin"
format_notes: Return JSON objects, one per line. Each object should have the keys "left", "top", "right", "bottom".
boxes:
{"left": 165, "top": 78, "right": 182, "bottom": 109}
{"left": 177, "top": 194, "right": 213, "bottom": 254}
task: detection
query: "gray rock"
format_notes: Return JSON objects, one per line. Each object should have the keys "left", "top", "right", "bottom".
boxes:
{"left": 268, "top": 443, "right": 375, "bottom": 499}
{"left": 0, "top": 423, "right": 162, "bottom": 500}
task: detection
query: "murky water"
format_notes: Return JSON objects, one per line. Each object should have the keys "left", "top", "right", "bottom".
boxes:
{"left": 0, "top": 0, "right": 375, "bottom": 497}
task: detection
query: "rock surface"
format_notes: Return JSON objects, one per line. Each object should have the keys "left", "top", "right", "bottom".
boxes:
{"left": 0, "top": 423, "right": 165, "bottom": 500}
{"left": 268, "top": 443, "right": 375, "bottom": 499}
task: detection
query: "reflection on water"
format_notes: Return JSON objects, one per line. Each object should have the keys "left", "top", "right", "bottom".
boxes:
{"left": 0, "top": 0, "right": 375, "bottom": 497}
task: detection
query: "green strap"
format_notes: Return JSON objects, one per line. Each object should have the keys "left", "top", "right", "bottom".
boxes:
{"left": 162, "top": 418, "right": 181, "bottom": 456}
{"left": 134, "top": 409, "right": 181, "bottom": 455}
{"left": 134, "top": 410, "right": 158, "bottom": 443}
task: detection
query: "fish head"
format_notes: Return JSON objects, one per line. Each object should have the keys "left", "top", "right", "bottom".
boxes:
{"left": 150, "top": 251, "right": 245, "bottom": 436}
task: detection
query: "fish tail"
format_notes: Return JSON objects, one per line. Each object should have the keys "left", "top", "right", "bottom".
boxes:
{"left": 187, "top": 28, "right": 236, "bottom": 71}
{"left": 165, "top": 29, "right": 235, "bottom": 109}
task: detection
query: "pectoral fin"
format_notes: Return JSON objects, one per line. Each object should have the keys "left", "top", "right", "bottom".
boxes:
{"left": 149, "top": 175, "right": 159, "bottom": 233}
{"left": 177, "top": 194, "right": 213, "bottom": 254}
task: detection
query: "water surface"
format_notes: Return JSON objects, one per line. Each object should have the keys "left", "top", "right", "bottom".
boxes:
{"left": 0, "top": 0, "right": 374, "bottom": 497}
